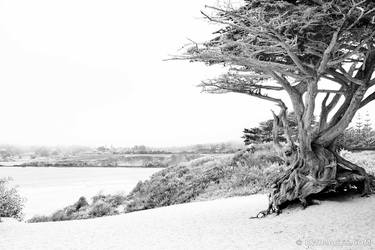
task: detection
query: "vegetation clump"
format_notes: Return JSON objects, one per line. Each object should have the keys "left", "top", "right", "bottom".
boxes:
{"left": 0, "top": 177, "right": 24, "bottom": 221}
{"left": 28, "top": 194, "right": 125, "bottom": 223}
{"left": 123, "top": 144, "right": 286, "bottom": 212}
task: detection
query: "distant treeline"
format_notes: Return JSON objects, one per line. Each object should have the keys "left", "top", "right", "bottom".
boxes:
{"left": 0, "top": 142, "right": 243, "bottom": 162}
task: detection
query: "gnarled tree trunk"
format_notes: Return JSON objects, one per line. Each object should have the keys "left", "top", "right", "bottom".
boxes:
{"left": 254, "top": 112, "right": 375, "bottom": 218}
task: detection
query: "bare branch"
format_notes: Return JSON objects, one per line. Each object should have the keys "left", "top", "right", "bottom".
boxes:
{"left": 318, "top": 30, "right": 339, "bottom": 75}
{"left": 316, "top": 85, "right": 368, "bottom": 145}
{"left": 336, "top": 67, "right": 365, "bottom": 86}
{"left": 359, "top": 91, "right": 375, "bottom": 109}
{"left": 268, "top": 70, "right": 305, "bottom": 116}
{"left": 207, "top": 84, "right": 285, "bottom": 105}
{"left": 318, "top": 89, "right": 345, "bottom": 94}
{"left": 325, "top": 69, "right": 349, "bottom": 88}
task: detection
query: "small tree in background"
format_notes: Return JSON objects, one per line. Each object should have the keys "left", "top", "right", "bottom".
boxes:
{"left": 0, "top": 178, "right": 24, "bottom": 221}
{"left": 175, "top": 0, "right": 375, "bottom": 216}
{"left": 363, "top": 111, "right": 373, "bottom": 136}
{"left": 243, "top": 111, "right": 300, "bottom": 144}
{"left": 337, "top": 112, "right": 375, "bottom": 150}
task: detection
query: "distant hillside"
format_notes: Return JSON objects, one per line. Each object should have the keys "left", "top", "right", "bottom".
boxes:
{"left": 4, "top": 153, "right": 210, "bottom": 168}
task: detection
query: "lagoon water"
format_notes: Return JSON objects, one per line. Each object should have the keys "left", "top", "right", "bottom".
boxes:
{"left": 1, "top": 167, "right": 162, "bottom": 219}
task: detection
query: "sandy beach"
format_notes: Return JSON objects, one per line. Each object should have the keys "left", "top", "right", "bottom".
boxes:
{"left": 1, "top": 194, "right": 374, "bottom": 250}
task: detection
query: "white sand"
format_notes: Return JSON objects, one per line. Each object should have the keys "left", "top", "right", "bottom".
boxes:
{"left": 1, "top": 194, "right": 374, "bottom": 250}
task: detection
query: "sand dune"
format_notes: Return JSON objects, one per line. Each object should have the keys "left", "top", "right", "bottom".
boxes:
{"left": 1, "top": 194, "right": 374, "bottom": 250}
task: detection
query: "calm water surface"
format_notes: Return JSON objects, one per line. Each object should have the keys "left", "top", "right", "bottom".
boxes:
{"left": 1, "top": 167, "right": 162, "bottom": 218}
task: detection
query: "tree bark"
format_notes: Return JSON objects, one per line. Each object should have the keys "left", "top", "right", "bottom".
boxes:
{"left": 271, "top": 107, "right": 296, "bottom": 166}
{"left": 253, "top": 137, "right": 375, "bottom": 218}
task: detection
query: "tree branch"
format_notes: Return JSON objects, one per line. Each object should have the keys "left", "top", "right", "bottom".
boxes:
{"left": 317, "top": 30, "right": 339, "bottom": 75}
{"left": 325, "top": 69, "right": 349, "bottom": 88}
{"left": 318, "top": 90, "right": 343, "bottom": 132}
{"left": 318, "top": 93, "right": 331, "bottom": 131}
{"left": 303, "top": 79, "right": 318, "bottom": 130}
{"left": 316, "top": 85, "right": 368, "bottom": 145}
{"left": 337, "top": 66, "right": 365, "bottom": 86}
{"left": 275, "top": 36, "right": 311, "bottom": 76}
{"left": 268, "top": 70, "right": 305, "bottom": 117}
{"left": 359, "top": 91, "right": 375, "bottom": 109}
{"left": 318, "top": 89, "right": 345, "bottom": 94}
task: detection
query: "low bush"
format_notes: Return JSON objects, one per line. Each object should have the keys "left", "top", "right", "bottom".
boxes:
{"left": 28, "top": 194, "right": 123, "bottom": 223}
{"left": 27, "top": 215, "right": 50, "bottom": 223}
{"left": 88, "top": 200, "right": 114, "bottom": 217}
{"left": 92, "top": 193, "right": 126, "bottom": 207}
{"left": 0, "top": 177, "right": 24, "bottom": 221}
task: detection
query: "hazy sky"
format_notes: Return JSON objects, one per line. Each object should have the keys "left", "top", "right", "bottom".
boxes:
{"left": 0, "top": 0, "right": 373, "bottom": 147}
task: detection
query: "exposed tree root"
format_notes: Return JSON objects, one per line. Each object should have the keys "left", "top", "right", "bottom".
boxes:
{"left": 250, "top": 145, "right": 375, "bottom": 219}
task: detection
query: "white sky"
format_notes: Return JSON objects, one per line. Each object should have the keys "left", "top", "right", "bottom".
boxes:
{"left": 0, "top": 0, "right": 374, "bottom": 147}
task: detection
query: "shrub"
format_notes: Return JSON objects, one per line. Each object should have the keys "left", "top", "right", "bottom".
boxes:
{"left": 104, "top": 194, "right": 126, "bottom": 207}
{"left": 0, "top": 177, "right": 24, "bottom": 221}
{"left": 88, "top": 200, "right": 116, "bottom": 217}
{"left": 74, "top": 196, "right": 89, "bottom": 210}
{"left": 28, "top": 193, "right": 124, "bottom": 223}
{"left": 27, "top": 215, "right": 50, "bottom": 223}
{"left": 51, "top": 209, "right": 70, "bottom": 221}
